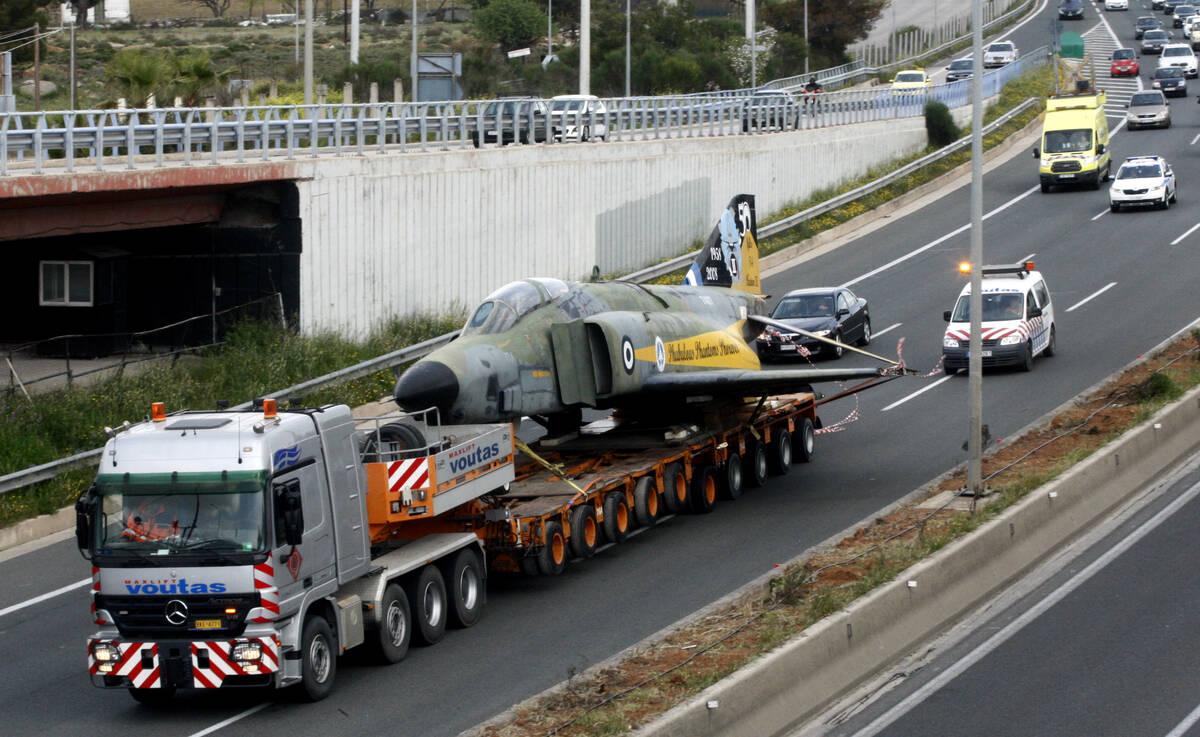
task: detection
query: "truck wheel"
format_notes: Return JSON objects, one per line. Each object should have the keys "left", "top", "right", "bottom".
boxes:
{"left": 445, "top": 548, "right": 484, "bottom": 629}
{"left": 794, "top": 418, "right": 815, "bottom": 463}
{"left": 661, "top": 463, "right": 688, "bottom": 514}
{"left": 746, "top": 441, "right": 770, "bottom": 488}
{"left": 373, "top": 583, "right": 412, "bottom": 663}
{"left": 632, "top": 477, "right": 661, "bottom": 528}
{"left": 299, "top": 615, "right": 337, "bottom": 701}
{"left": 129, "top": 687, "right": 176, "bottom": 706}
{"left": 688, "top": 465, "right": 718, "bottom": 514}
{"left": 718, "top": 453, "right": 743, "bottom": 500}
{"left": 568, "top": 504, "right": 599, "bottom": 559}
{"left": 407, "top": 565, "right": 447, "bottom": 645}
{"left": 602, "top": 491, "right": 632, "bottom": 543}
{"left": 770, "top": 430, "right": 793, "bottom": 476}
{"left": 537, "top": 520, "right": 568, "bottom": 575}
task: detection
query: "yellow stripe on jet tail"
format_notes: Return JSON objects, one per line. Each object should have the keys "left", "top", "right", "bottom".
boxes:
{"left": 634, "top": 322, "right": 762, "bottom": 370}
{"left": 736, "top": 231, "right": 762, "bottom": 296}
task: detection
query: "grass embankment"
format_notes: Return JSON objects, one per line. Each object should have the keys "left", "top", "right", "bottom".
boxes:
{"left": 0, "top": 313, "right": 463, "bottom": 528}
{"left": 482, "top": 332, "right": 1200, "bottom": 737}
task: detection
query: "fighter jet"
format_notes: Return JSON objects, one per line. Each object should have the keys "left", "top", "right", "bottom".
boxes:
{"left": 393, "top": 194, "right": 900, "bottom": 429}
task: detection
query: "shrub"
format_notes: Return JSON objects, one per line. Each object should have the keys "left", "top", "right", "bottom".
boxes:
{"left": 924, "top": 100, "right": 960, "bottom": 147}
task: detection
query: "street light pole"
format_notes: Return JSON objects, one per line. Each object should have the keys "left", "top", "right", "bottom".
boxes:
{"left": 411, "top": 0, "right": 419, "bottom": 101}
{"left": 803, "top": 0, "right": 808, "bottom": 76}
{"left": 304, "top": 0, "right": 314, "bottom": 105}
{"left": 580, "top": 0, "right": 590, "bottom": 94}
{"left": 625, "top": 0, "right": 630, "bottom": 97}
{"left": 548, "top": 0, "right": 552, "bottom": 61}
{"left": 746, "top": 0, "right": 756, "bottom": 88}
{"left": 968, "top": 0, "right": 984, "bottom": 508}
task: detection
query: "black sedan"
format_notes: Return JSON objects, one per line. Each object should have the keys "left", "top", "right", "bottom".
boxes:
{"left": 1136, "top": 15, "right": 1162, "bottom": 38}
{"left": 1059, "top": 0, "right": 1085, "bottom": 18}
{"left": 1153, "top": 65, "right": 1188, "bottom": 95}
{"left": 757, "top": 287, "right": 871, "bottom": 361}
{"left": 1142, "top": 29, "right": 1173, "bottom": 53}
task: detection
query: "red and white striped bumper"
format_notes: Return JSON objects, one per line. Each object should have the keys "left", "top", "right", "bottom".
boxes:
{"left": 88, "top": 635, "right": 281, "bottom": 689}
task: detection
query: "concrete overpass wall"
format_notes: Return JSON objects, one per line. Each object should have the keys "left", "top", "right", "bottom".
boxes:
{"left": 293, "top": 115, "right": 933, "bottom": 338}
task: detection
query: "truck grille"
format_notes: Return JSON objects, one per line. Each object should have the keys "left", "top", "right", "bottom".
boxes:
{"left": 1051, "top": 160, "right": 1082, "bottom": 173}
{"left": 96, "top": 593, "right": 260, "bottom": 639}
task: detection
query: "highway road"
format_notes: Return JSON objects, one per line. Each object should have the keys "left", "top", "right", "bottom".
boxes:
{"left": 2, "top": 2, "right": 1197, "bottom": 736}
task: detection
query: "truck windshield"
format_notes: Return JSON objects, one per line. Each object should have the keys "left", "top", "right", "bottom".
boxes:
{"left": 1043, "top": 128, "right": 1092, "bottom": 153}
{"left": 93, "top": 471, "right": 268, "bottom": 555}
{"left": 951, "top": 292, "right": 1025, "bottom": 322}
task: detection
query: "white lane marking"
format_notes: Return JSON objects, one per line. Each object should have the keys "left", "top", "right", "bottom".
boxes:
{"left": 1191, "top": 132, "right": 1200, "bottom": 146}
{"left": 0, "top": 577, "right": 89, "bottom": 618}
{"left": 1091, "top": 208, "right": 1109, "bottom": 221}
{"left": 841, "top": 186, "right": 1040, "bottom": 289}
{"left": 1170, "top": 222, "right": 1200, "bottom": 245}
{"left": 1066, "top": 281, "right": 1118, "bottom": 312}
{"left": 872, "top": 323, "right": 902, "bottom": 339}
{"left": 1166, "top": 701, "right": 1200, "bottom": 737}
{"left": 187, "top": 703, "right": 272, "bottom": 737}
{"left": 882, "top": 375, "right": 954, "bottom": 412}
{"left": 851, "top": 470, "right": 1200, "bottom": 737}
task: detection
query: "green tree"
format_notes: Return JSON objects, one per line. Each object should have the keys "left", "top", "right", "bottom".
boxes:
{"left": 65, "top": 0, "right": 102, "bottom": 28}
{"left": 761, "top": 0, "right": 885, "bottom": 73}
{"left": 171, "top": 51, "right": 231, "bottom": 106}
{"left": 472, "top": 0, "right": 547, "bottom": 50}
{"left": 0, "top": 0, "right": 48, "bottom": 63}
{"left": 106, "top": 49, "right": 176, "bottom": 107}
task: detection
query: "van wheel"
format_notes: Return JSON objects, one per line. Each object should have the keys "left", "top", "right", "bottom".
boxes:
{"left": 1043, "top": 326, "right": 1056, "bottom": 357}
{"left": 373, "top": 583, "right": 411, "bottom": 663}
{"left": 407, "top": 565, "right": 447, "bottom": 644}
{"left": 299, "top": 615, "right": 336, "bottom": 701}
{"left": 1040, "top": 182, "right": 1050, "bottom": 193}
{"left": 1019, "top": 342, "right": 1034, "bottom": 372}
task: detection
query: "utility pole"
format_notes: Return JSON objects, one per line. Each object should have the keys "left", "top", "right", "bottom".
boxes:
{"left": 579, "top": 0, "right": 590, "bottom": 94}
{"left": 968, "top": 0, "right": 984, "bottom": 508}
{"left": 33, "top": 22, "right": 40, "bottom": 111}
{"left": 69, "top": 20, "right": 76, "bottom": 110}
{"left": 746, "top": 0, "right": 755, "bottom": 88}
{"left": 350, "top": 0, "right": 359, "bottom": 63}
{"left": 410, "top": 0, "right": 418, "bottom": 101}
{"left": 625, "top": 0, "right": 630, "bottom": 97}
{"left": 803, "top": 0, "right": 809, "bottom": 76}
{"left": 304, "top": 0, "right": 314, "bottom": 105}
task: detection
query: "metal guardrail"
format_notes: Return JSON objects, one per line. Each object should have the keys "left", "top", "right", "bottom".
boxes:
{"left": 0, "top": 50, "right": 1048, "bottom": 497}
{"left": 623, "top": 93, "right": 1044, "bottom": 285}
{"left": 874, "top": 0, "right": 1038, "bottom": 75}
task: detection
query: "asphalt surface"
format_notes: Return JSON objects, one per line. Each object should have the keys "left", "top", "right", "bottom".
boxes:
{"left": 3, "top": 2, "right": 1198, "bottom": 736}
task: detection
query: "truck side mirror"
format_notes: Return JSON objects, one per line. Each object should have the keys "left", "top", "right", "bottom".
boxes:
{"left": 276, "top": 480, "right": 305, "bottom": 547}
{"left": 75, "top": 488, "right": 98, "bottom": 557}
{"left": 943, "top": 310, "right": 952, "bottom": 322}
{"left": 1032, "top": 147, "right": 1040, "bottom": 158}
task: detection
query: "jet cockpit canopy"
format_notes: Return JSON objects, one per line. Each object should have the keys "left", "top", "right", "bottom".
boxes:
{"left": 462, "top": 278, "right": 569, "bottom": 336}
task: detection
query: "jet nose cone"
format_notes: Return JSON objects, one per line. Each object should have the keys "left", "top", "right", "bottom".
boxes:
{"left": 394, "top": 360, "right": 460, "bottom": 414}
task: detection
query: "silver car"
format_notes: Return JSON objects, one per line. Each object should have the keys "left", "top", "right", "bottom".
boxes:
{"left": 1126, "top": 90, "right": 1172, "bottom": 128}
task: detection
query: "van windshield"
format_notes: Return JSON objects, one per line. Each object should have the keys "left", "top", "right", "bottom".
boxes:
{"left": 951, "top": 292, "right": 1025, "bottom": 322}
{"left": 1043, "top": 128, "right": 1093, "bottom": 153}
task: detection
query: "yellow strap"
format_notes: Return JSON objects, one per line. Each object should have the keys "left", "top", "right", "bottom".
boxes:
{"left": 514, "top": 438, "right": 587, "bottom": 496}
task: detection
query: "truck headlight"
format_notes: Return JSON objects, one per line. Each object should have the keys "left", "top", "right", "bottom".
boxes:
{"left": 999, "top": 335, "right": 1023, "bottom": 346}
{"left": 92, "top": 642, "right": 119, "bottom": 662}
{"left": 232, "top": 642, "right": 263, "bottom": 662}
{"left": 943, "top": 337, "right": 960, "bottom": 349}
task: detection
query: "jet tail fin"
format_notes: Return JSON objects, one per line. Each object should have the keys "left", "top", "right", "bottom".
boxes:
{"left": 683, "top": 194, "right": 760, "bottom": 295}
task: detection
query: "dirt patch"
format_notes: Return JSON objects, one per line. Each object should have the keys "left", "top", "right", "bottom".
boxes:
{"left": 477, "top": 329, "right": 1200, "bottom": 737}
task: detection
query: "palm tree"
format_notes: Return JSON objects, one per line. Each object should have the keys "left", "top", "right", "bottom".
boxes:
{"left": 171, "top": 51, "right": 232, "bottom": 107}
{"left": 106, "top": 49, "right": 175, "bottom": 107}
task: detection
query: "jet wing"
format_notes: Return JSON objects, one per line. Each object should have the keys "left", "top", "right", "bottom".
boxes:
{"left": 641, "top": 366, "right": 888, "bottom": 398}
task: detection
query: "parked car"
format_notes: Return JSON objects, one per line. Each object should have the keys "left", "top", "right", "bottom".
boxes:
{"left": 1125, "top": 90, "right": 1171, "bottom": 129}
{"left": 945, "top": 57, "right": 974, "bottom": 82}
{"left": 1111, "top": 47, "right": 1140, "bottom": 76}
{"left": 757, "top": 288, "right": 871, "bottom": 361}
{"left": 550, "top": 95, "right": 608, "bottom": 142}
{"left": 470, "top": 97, "right": 551, "bottom": 147}
{"left": 741, "top": 90, "right": 799, "bottom": 131}
{"left": 983, "top": 41, "right": 1019, "bottom": 67}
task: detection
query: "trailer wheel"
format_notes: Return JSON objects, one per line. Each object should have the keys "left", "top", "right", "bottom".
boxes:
{"left": 746, "top": 441, "right": 770, "bottom": 488}
{"left": 537, "top": 520, "right": 568, "bottom": 575}
{"left": 632, "top": 477, "right": 661, "bottom": 528}
{"left": 719, "top": 454, "right": 744, "bottom": 500}
{"left": 688, "top": 465, "right": 718, "bottom": 514}
{"left": 568, "top": 504, "right": 600, "bottom": 559}
{"left": 794, "top": 418, "right": 815, "bottom": 464}
{"left": 299, "top": 614, "right": 337, "bottom": 701}
{"left": 373, "top": 583, "right": 412, "bottom": 663}
{"left": 661, "top": 463, "right": 688, "bottom": 514}
{"left": 445, "top": 548, "right": 485, "bottom": 629}
{"left": 770, "top": 430, "right": 793, "bottom": 476}
{"left": 129, "top": 687, "right": 176, "bottom": 706}
{"left": 407, "top": 565, "right": 447, "bottom": 645}
{"left": 602, "top": 491, "right": 632, "bottom": 543}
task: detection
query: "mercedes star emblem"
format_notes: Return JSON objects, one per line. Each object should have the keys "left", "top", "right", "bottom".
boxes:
{"left": 164, "top": 599, "right": 189, "bottom": 626}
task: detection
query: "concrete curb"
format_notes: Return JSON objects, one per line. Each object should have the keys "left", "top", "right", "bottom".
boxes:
{"left": 634, "top": 385, "right": 1200, "bottom": 737}
{"left": 0, "top": 506, "right": 75, "bottom": 553}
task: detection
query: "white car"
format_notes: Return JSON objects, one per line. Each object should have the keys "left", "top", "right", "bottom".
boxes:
{"left": 1109, "top": 155, "right": 1177, "bottom": 212}
{"left": 1159, "top": 43, "right": 1199, "bottom": 76}
{"left": 941, "top": 262, "right": 1056, "bottom": 373}
{"left": 550, "top": 95, "right": 608, "bottom": 142}
{"left": 983, "top": 41, "right": 1019, "bottom": 67}
{"left": 1105, "top": 0, "right": 1128, "bottom": 9}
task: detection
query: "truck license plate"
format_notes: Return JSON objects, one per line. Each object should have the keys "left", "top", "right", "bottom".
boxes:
{"left": 194, "top": 619, "right": 222, "bottom": 629}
